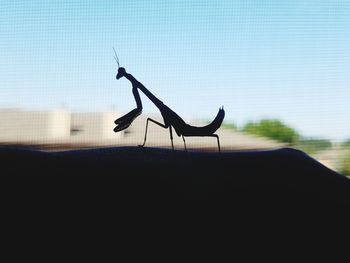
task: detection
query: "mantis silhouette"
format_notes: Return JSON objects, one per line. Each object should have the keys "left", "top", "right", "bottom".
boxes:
{"left": 113, "top": 50, "right": 225, "bottom": 152}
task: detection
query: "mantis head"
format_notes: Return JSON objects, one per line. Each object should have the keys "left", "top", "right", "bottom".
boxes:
{"left": 116, "top": 67, "right": 126, "bottom": 80}
{"left": 113, "top": 47, "right": 126, "bottom": 80}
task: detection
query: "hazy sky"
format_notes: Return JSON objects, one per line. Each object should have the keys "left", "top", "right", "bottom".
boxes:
{"left": 1, "top": 1, "right": 349, "bottom": 141}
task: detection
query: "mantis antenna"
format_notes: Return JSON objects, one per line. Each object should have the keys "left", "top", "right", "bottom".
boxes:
{"left": 113, "top": 47, "right": 120, "bottom": 68}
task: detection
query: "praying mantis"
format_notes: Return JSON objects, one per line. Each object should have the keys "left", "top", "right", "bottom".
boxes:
{"left": 113, "top": 49, "right": 225, "bottom": 152}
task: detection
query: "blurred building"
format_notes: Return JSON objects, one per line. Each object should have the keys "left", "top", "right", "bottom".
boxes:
{"left": 0, "top": 108, "right": 70, "bottom": 143}
{"left": 71, "top": 111, "right": 122, "bottom": 142}
{"left": 0, "top": 108, "right": 284, "bottom": 151}
{"left": 1, "top": 108, "right": 344, "bottom": 173}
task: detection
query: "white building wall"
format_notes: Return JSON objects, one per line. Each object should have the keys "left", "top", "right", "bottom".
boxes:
{"left": 48, "top": 109, "right": 71, "bottom": 139}
{"left": 71, "top": 111, "right": 121, "bottom": 141}
{"left": 0, "top": 108, "right": 70, "bottom": 142}
{"left": 102, "top": 111, "right": 121, "bottom": 139}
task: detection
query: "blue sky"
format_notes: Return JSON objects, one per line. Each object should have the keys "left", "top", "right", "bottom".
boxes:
{"left": 0, "top": 1, "right": 349, "bottom": 141}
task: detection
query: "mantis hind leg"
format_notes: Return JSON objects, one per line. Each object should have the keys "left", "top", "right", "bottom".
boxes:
{"left": 139, "top": 118, "right": 169, "bottom": 148}
{"left": 182, "top": 136, "right": 187, "bottom": 151}
{"left": 182, "top": 134, "right": 220, "bottom": 152}
{"left": 169, "top": 126, "right": 174, "bottom": 151}
{"left": 208, "top": 134, "right": 221, "bottom": 152}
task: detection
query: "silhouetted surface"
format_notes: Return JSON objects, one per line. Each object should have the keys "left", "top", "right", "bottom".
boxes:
{"left": 1, "top": 146, "right": 349, "bottom": 204}
{"left": 2, "top": 146, "right": 350, "bottom": 246}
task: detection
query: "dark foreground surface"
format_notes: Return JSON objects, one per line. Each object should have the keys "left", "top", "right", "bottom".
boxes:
{"left": 1, "top": 146, "right": 350, "bottom": 248}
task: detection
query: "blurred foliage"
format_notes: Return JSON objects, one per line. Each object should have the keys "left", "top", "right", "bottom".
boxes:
{"left": 241, "top": 119, "right": 333, "bottom": 155}
{"left": 343, "top": 139, "right": 350, "bottom": 148}
{"left": 296, "top": 138, "right": 332, "bottom": 155}
{"left": 340, "top": 151, "right": 350, "bottom": 176}
{"left": 221, "top": 122, "right": 237, "bottom": 130}
{"left": 242, "top": 119, "right": 299, "bottom": 144}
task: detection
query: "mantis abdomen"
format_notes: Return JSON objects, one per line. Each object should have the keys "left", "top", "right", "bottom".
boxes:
{"left": 160, "top": 104, "right": 225, "bottom": 137}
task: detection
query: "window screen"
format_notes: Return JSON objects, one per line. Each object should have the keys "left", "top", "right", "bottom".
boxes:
{"left": 1, "top": 1, "right": 349, "bottom": 175}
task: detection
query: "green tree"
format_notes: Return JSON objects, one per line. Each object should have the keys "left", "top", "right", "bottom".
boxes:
{"left": 343, "top": 139, "right": 350, "bottom": 148}
{"left": 296, "top": 138, "right": 332, "bottom": 155}
{"left": 221, "top": 122, "right": 236, "bottom": 130}
{"left": 340, "top": 152, "right": 350, "bottom": 176}
{"left": 242, "top": 119, "right": 299, "bottom": 144}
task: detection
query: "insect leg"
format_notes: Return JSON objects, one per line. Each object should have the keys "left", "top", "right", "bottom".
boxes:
{"left": 139, "top": 118, "right": 168, "bottom": 148}
{"left": 182, "top": 136, "right": 187, "bottom": 152}
{"left": 169, "top": 126, "right": 174, "bottom": 151}
{"left": 209, "top": 134, "right": 221, "bottom": 152}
